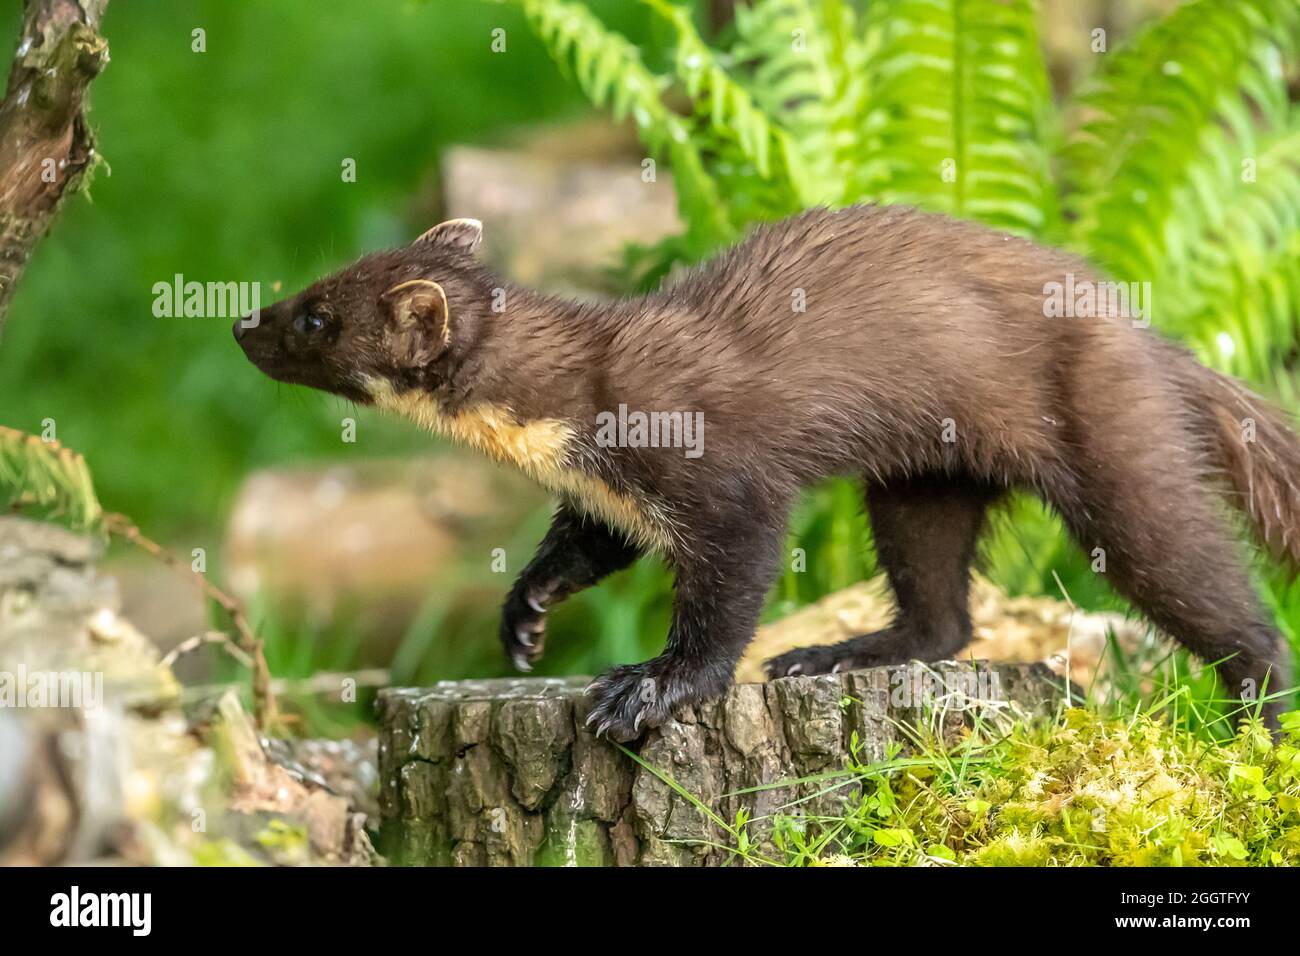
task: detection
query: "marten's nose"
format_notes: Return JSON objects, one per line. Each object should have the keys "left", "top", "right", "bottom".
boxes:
{"left": 233, "top": 314, "right": 262, "bottom": 341}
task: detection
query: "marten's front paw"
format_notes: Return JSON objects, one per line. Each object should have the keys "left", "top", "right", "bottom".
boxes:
{"left": 584, "top": 658, "right": 694, "bottom": 742}
{"left": 499, "top": 579, "right": 560, "bottom": 672}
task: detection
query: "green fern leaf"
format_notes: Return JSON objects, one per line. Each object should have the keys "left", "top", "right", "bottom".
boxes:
{"left": 0, "top": 426, "right": 103, "bottom": 531}
{"left": 857, "top": 0, "right": 1056, "bottom": 237}
{"left": 1169, "top": 117, "right": 1300, "bottom": 389}
{"left": 729, "top": 0, "right": 871, "bottom": 205}
{"left": 506, "top": 0, "right": 738, "bottom": 254}
{"left": 1059, "top": 0, "right": 1298, "bottom": 282}
{"left": 639, "top": 0, "right": 819, "bottom": 210}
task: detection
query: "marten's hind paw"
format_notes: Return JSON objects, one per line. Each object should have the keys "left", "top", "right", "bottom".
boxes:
{"left": 764, "top": 645, "right": 848, "bottom": 679}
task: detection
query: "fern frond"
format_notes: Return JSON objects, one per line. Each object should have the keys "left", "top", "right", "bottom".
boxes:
{"left": 504, "top": 0, "right": 737, "bottom": 254}
{"left": 1059, "top": 0, "right": 1299, "bottom": 282}
{"left": 857, "top": 0, "right": 1056, "bottom": 237}
{"left": 638, "top": 0, "right": 817, "bottom": 211}
{"left": 1167, "top": 117, "right": 1300, "bottom": 391}
{"left": 729, "top": 0, "right": 871, "bottom": 206}
{"left": 0, "top": 426, "right": 103, "bottom": 530}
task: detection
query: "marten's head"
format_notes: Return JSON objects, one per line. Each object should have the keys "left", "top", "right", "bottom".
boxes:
{"left": 234, "top": 218, "right": 489, "bottom": 404}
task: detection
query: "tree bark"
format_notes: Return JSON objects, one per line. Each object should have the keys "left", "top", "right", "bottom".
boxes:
{"left": 0, "top": 0, "right": 109, "bottom": 336}
{"left": 376, "top": 661, "right": 1069, "bottom": 866}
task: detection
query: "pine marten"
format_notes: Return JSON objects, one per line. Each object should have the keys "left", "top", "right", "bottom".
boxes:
{"left": 235, "top": 206, "right": 1297, "bottom": 740}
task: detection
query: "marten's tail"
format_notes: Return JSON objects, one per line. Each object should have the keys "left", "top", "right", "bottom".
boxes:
{"left": 1172, "top": 348, "right": 1300, "bottom": 568}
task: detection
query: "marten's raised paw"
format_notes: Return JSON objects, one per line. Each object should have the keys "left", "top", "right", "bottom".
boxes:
{"left": 499, "top": 581, "right": 558, "bottom": 672}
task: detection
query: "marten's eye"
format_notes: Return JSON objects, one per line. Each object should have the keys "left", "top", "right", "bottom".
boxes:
{"left": 293, "top": 313, "right": 326, "bottom": 336}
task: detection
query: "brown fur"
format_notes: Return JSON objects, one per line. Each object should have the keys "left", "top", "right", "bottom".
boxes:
{"left": 235, "top": 205, "right": 1297, "bottom": 738}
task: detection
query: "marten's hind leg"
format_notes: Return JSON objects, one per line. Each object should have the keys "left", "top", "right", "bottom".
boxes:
{"left": 1049, "top": 425, "right": 1291, "bottom": 728}
{"left": 765, "top": 478, "right": 999, "bottom": 678}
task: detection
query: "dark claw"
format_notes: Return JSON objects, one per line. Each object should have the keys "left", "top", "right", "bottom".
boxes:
{"left": 501, "top": 583, "right": 551, "bottom": 668}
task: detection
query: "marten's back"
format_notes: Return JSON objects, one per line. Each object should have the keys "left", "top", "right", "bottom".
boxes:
{"left": 606, "top": 205, "right": 1125, "bottom": 475}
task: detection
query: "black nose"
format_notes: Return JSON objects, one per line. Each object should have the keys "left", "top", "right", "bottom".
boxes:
{"left": 233, "top": 319, "right": 247, "bottom": 342}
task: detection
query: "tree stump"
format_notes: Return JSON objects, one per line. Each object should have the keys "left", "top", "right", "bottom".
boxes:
{"left": 376, "top": 661, "right": 1070, "bottom": 866}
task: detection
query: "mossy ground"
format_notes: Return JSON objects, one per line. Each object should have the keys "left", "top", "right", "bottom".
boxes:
{"left": 753, "top": 708, "right": 1300, "bottom": 867}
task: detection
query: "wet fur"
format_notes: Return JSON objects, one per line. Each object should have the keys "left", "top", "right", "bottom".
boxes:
{"left": 237, "top": 205, "right": 1297, "bottom": 739}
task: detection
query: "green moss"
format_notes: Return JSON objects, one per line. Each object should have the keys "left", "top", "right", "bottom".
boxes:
{"left": 254, "top": 819, "right": 310, "bottom": 866}
{"left": 766, "top": 709, "right": 1300, "bottom": 867}
{"left": 191, "top": 838, "right": 263, "bottom": 867}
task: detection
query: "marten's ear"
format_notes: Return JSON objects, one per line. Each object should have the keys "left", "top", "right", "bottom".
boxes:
{"left": 380, "top": 279, "right": 450, "bottom": 363}
{"left": 415, "top": 218, "right": 483, "bottom": 252}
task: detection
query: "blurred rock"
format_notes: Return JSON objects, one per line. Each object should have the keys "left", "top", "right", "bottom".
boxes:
{"left": 0, "top": 517, "right": 179, "bottom": 710}
{"left": 211, "top": 691, "right": 375, "bottom": 866}
{"left": 263, "top": 734, "right": 379, "bottom": 824}
{"left": 109, "top": 559, "right": 210, "bottom": 656}
{"left": 0, "top": 516, "right": 377, "bottom": 866}
{"left": 222, "top": 456, "right": 545, "bottom": 656}
{"left": 442, "top": 131, "right": 682, "bottom": 296}
{"left": 0, "top": 517, "right": 199, "bottom": 864}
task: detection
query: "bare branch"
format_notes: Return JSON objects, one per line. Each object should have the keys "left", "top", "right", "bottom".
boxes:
{"left": 0, "top": 0, "right": 110, "bottom": 334}
{"left": 104, "top": 512, "right": 282, "bottom": 731}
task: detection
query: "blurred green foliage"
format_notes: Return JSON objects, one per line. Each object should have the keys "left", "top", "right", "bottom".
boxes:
{"left": 0, "top": 0, "right": 643, "bottom": 536}
{"left": 0, "top": 0, "right": 870, "bottom": 704}
{"left": 0, "top": 0, "right": 669, "bottom": 698}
